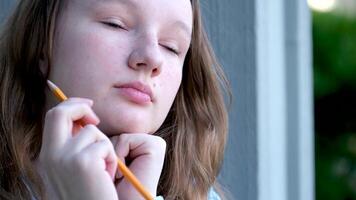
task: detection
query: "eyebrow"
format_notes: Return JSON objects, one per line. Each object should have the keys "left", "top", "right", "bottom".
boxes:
{"left": 171, "top": 20, "right": 192, "bottom": 40}
{"left": 94, "top": 0, "right": 192, "bottom": 39}
{"left": 94, "top": 0, "right": 136, "bottom": 9}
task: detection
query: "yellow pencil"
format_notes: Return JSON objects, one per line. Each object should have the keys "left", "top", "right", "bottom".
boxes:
{"left": 47, "top": 80, "right": 154, "bottom": 200}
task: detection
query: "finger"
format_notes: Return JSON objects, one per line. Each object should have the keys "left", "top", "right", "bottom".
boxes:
{"left": 67, "top": 124, "right": 106, "bottom": 154}
{"left": 42, "top": 101, "right": 99, "bottom": 152}
{"left": 63, "top": 98, "right": 100, "bottom": 125}
{"left": 81, "top": 139, "right": 118, "bottom": 180}
{"left": 109, "top": 135, "right": 119, "bottom": 147}
{"left": 110, "top": 136, "right": 125, "bottom": 180}
{"left": 114, "top": 134, "right": 166, "bottom": 196}
{"left": 61, "top": 97, "right": 94, "bottom": 106}
{"left": 114, "top": 134, "right": 166, "bottom": 159}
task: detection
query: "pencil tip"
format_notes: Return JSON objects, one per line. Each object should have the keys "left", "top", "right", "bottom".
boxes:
{"left": 47, "top": 80, "right": 57, "bottom": 91}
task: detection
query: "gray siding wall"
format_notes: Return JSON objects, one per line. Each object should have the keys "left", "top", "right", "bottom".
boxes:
{"left": 0, "top": 0, "right": 15, "bottom": 25}
{"left": 203, "top": 0, "right": 313, "bottom": 200}
{"left": 201, "top": 1, "right": 257, "bottom": 199}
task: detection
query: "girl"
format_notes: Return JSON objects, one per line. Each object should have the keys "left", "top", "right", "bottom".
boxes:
{"left": 0, "top": 0, "right": 229, "bottom": 199}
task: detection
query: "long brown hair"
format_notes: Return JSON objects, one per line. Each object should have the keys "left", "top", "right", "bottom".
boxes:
{"left": 0, "top": 0, "right": 229, "bottom": 199}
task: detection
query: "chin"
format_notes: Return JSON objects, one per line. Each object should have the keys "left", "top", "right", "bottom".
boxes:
{"left": 98, "top": 117, "right": 157, "bottom": 136}
{"left": 94, "top": 104, "right": 166, "bottom": 136}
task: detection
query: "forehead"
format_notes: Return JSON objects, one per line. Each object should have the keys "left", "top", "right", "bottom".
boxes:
{"left": 65, "top": 0, "right": 193, "bottom": 31}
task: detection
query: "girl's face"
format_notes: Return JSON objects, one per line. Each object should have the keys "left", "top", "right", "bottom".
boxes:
{"left": 47, "top": 0, "right": 192, "bottom": 136}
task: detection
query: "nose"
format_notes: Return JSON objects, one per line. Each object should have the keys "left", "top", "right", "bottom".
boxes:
{"left": 128, "top": 37, "right": 163, "bottom": 77}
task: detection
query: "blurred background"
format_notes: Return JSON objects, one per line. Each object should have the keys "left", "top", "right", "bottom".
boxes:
{"left": 308, "top": 0, "right": 356, "bottom": 199}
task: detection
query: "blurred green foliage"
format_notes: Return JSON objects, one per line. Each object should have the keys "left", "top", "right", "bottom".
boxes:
{"left": 313, "top": 12, "right": 356, "bottom": 200}
{"left": 313, "top": 12, "right": 356, "bottom": 98}
{"left": 316, "top": 133, "right": 356, "bottom": 200}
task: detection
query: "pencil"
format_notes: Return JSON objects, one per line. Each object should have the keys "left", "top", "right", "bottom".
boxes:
{"left": 47, "top": 80, "right": 154, "bottom": 200}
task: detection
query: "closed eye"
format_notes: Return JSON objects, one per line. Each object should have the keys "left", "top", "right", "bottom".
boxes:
{"left": 102, "top": 21, "right": 126, "bottom": 30}
{"left": 163, "top": 45, "right": 180, "bottom": 55}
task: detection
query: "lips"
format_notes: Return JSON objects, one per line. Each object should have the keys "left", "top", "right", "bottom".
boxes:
{"left": 114, "top": 81, "right": 154, "bottom": 104}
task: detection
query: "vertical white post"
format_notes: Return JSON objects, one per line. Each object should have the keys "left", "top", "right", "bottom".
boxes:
{"left": 296, "top": 1, "right": 315, "bottom": 200}
{"left": 256, "top": 0, "right": 314, "bottom": 200}
{"left": 256, "top": 0, "right": 287, "bottom": 200}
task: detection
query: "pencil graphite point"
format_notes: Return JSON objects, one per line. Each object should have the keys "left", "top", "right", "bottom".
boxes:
{"left": 47, "top": 80, "right": 57, "bottom": 91}
{"left": 47, "top": 80, "right": 68, "bottom": 101}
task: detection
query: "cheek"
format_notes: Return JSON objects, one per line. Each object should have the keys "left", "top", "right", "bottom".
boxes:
{"left": 82, "top": 32, "right": 129, "bottom": 74}
{"left": 159, "top": 66, "right": 182, "bottom": 103}
{"left": 55, "top": 28, "right": 128, "bottom": 76}
{"left": 51, "top": 26, "right": 131, "bottom": 98}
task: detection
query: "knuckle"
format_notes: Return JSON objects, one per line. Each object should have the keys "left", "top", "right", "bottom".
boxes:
{"left": 102, "top": 137, "right": 111, "bottom": 145}
{"left": 154, "top": 137, "right": 167, "bottom": 156}
{"left": 145, "top": 136, "right": 166, "bottom": 157}
{"left": 109, "top": 135, "right": 119, "bottom": 146}
{"left": 81, "top": 103, "right": 91, "bottom": 110}
{"left": 119, "top": 133, "right": 129, "bottom": 139}
{"left": 82, "top": 101, "right": 94, "bottom": 110}
{"left": 117, "top": 134, "right": 129, "bottom": 144}
{"left": 154, "top": 136, "right": 167, "bottom": 150}
{"left": 83, "top": 125, "right": 103, "bottom": 138}
{"left": 100, "top": 137, "right": 114, "bottom": 151}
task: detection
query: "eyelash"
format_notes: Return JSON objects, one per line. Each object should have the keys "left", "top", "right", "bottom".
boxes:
{"left": 102, "top": 21, "right": 180, "bottom": 55}
{"left": 102, "top": 21, "right": 125, "bottom": 30}
{"left": 163, "top": 45, "right": 180, "bottom": 55}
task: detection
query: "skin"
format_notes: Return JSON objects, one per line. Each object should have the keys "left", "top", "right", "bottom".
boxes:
{"left": 36, "top": 0, "right": 193, "bottom": 199}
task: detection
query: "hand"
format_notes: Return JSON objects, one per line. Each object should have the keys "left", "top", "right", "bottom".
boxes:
{"left": 36, "top": 98, "right": 118, "bottom": 200}
{"left": 110, "top": 134, "right": 166, "bottom": 200}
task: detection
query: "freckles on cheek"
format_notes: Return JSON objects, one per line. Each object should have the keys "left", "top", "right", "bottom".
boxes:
{"left": 82, "top": 33, "right": 126, "bottom": 73}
